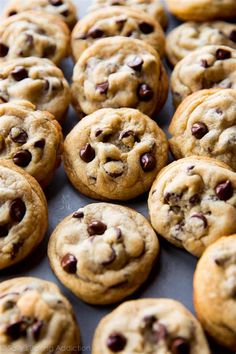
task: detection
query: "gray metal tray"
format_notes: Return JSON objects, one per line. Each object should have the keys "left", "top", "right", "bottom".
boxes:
{"left": 0, "top": 1, "right": 231, "bottom": 353}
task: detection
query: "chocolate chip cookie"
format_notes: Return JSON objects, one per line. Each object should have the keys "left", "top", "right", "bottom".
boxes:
{"left": 3, "top": 0, "right": 77, "bottom": 30}
{"left": 166, "top": 21, "right": 236, "bottom": 66}
{"left": 0, "top": 101, "right": 63, "bottom": 186}
{"left": 92, "top": 298, "right": 210, "bottom": 353}
{"left": 166, "top": 0, "right": 236, "bottom": 21}
{"left": 88, "top": 0, "right": 168, "bottom": 29}
{"left": 169, "top": 89, "right": 236, "bottom": 171}
{"left": 71, "top": 7, "right": 165, "bottom": 61}
{"left": 194, "top": 235, "right": 236, "bottom": 351}
{"left": 0, "top": 160, "right": 48, "bottom": 270}
{"left": 63, "top": 108, "right": 168, "bottom": 201}
{"left": 0, "top": 277, "right": 80, "bottom": 353}
{"left": 0, "top": 57, "right": 70, "bottom": 121}
{"left": 48, "top": 203, "right": 159, "bottom": 305}
{"left": 71, "top": 37, "right": 168, "bottom": 117}
{"left": 148, "top": 156, "right": 236, "bottom": 257}
{"left": 171, "top": 45, "right": 236, "bottom": 107}
{"left": 0, "top": 11, "right": 70, "bottom": 65}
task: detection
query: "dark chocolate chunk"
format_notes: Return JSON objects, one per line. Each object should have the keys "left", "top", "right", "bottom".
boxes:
{"left": 191, "top": 122, "right": 208, "bottom": 139}
{"left": 127, "top": 56, "right": 143, "bottom": 71}
{"left": 8, "top": 10, "right": 18, "bottom": 16}
{"left": 140, "top": 153, "right": 156, "bottom": 172}
{"left": 61, "top": 9, "right": 69, "bottom": 17}
{"left": 5, "top": 321, "right": 25, "bottom": 340}
{"left": 73, "top": 210, "right": 84, "bottom": 218}
{"left": 10, "top": 127, "right": 28, "bottom": 144}
{"left": 0, "top": 224, "right": 9, "bottom": 237}
{"left": 11, "top": 67, "right": 28, "bottom": 81}
{"left": 49, "top": 0, "right": 63, "bottom": 5}
{"left": 137, "top": 84, "right": 153, "bottom": 101}
{"left": 87, "top": 220, "right": 107, "bottom": 236}
{"left": 216, "top": 48, "right": 231, "bottom": 60}
{"left": 13, "top": 150, "right": 32, "bottom": 167}
{"left": 215, "top": 180, "right": 233, "bottom": 200}
{"left": 96, "top": 81, "right": 109, "bottom": 94}
{"left": 34, "top": 139, "right": 45, "bottom": 148}
{"left": 229, "top": 30, "right": 236, "bottom": 43}
{"left": 79, "top": 143, "right": 95, "bottom": 163}
{"left": 88, "top": 28, "right": 104, "bottom": 39}
{"left": 61, "top": 253, "right": 77, "bottom": 273}
{"left": 0, "top": 43, "right": 9, "bottom": 57}
{"left": 191, "top": 213, "right": 208, "bottom": 228}
{"left": 171, "top": 338, "right": 190, "bottom": 354}
{"left": 139, "top": 22, "right": 154, "bottom": 34}
{"left": 107, "top": 332, "right": 127, "bottom": 352}
{"left": 10, "top": 199, "right": 26, "bottom": 222}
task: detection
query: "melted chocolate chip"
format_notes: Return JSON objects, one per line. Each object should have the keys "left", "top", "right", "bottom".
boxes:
{"left": 49, "top": 0, "right": 63, "bottom": 5}
{"left": 88, "top": 28, "right": 104, "bottom": 39}
{"left": 137, "top": 84, "right": 153, "bottom": 101}
{"left": 61, "top": 253, "right": 77, "bottom": 273}
{"left": 5, "top": 321, "right": 25, "bottom": 340}
{"left": 142, "top": 315, "right": 157, "bottom": 327}
{"left": 0, "top": 43, "right": 9, "bottom": 57}
{"left": 191, "top": 122, "right": 208, "bottom": 139}
{"left": 32, "top": 320, "right": 43, "bottom": 341}
{"left": 87, "top": 220, "right": 107, "bottom": 236}
{"left": 127, "top": 56, "right": 143, "bottom": 71}
{"left": 34, "top": 139, "right": 45, "bottom": 148}
{"left": 215, "top": 180, "right": 233, "bottom": 200}
{"left": 9, "top": 10, "right": 18, "bottom": 16}
{"left": 10, "top": 127, "right": 28, "bottom": 144}
{"left": 153, "top": 323, "right": 167, "bottom": 343}
{"left": 73, "top": 210, "right": 84, "bottom": 218}
{"left": 102, "top": 248, "right": 116, "bottom": 266}
{"left": 215, "top": 108, "right": 223, "bottom": 115}
{"left": 95, "top": 129, "right": 103, "bottom": 137}
{"left": 189, "top": 194, "right": 200, "bottom": 205}
{"left": 61, "top": 9, "right": 69, "bottom": 17}
{"left": 13, "top": 150, "right": 32, "bottom": 167}
{"left": 139, "top": 22, "right": 154, "bottom": 34}
{"left": 0, "top": 224, "right": 9, "bottom": 237}
{"left": 96, "top": 81, "right": 109, "bottom": 94}
{"left": 171, "top": 338, "right": 190, "bottom": 354}
{"left": 200, "top": 59, "right": 209, "bottom": 68}
{"left": 107, "top": 332, "right": 127, "bottom": 352}
{"left": 140, "top": 153, "right": 156, "bottom": 172}
{"left": 229, "top": 30, "right": 236, "bottom": 43}
{"left": 216, "top": 48, "right": 231, "bottom": 60}
{"left": 79, "top": 143, "right": 95, "bottom": 163}
{"left": 11, "top": 241, "right": 23, "bottom": 258}
{"left": 43, "top": 44, "right": 56, "bottom": 57}
{"left": 191, "top": 213, "right": 208, "bottom": 228}
{"left": 119, "top": 130, "right": 134, "bottom": 139}
{"left": 11, "top": 67, "right": 28, "bottom": 81}
{"left": 10, "top": 199, "right": 26, "bottom": 222}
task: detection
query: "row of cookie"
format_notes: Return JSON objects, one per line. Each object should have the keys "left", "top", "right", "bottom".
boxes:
{"left": 0, "top": 276, "right": 212, "bottom": 353}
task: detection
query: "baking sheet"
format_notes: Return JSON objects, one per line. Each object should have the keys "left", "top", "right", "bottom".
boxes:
{"left": 0, "top": 1, "right": 231, "bottom": 353}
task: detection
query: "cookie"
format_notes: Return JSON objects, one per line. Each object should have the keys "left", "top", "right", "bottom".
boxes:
{"left": 48, "top": 203, "right": 159, "bottom": 305}
{"left": 194, "top": 235, "right": 236, "bottom": 351}
{"left": 0, "top": 101, "right": 63, "bottom": 186}
{"left": 0, "top": 11, "right": 70, "bottom": 65}
{"left": 166, "top": 21, "right": 236, "bottom": 66}
{"left": 2, "top": 0, "right": 77, "bottom": 30}
{"left": 0, "top": 160, "right": 48, "bottom": 270}
{"left": 92, "top": 298, "right": 210, "bottom": 353}
{"left": 169, "top": 89, "right": 236, "bottom": 171}
{"left": 71, "top": 37, "right": 168, "bottom": 117}
{"left": 0, "top": 57, "right": 70, "bottom": 121}
{"left": 171, "top": 45, "right": 236, "bottom": 107}
{"left": 63, "top": 108, "right": 168, "bottom": 201}
{"left": 0, "top": 277, "right": 80, "bottom": 353}
{"left": 166, "top": 0, "right": 236, "bottom": 21}
{"left": 71, "top": 7, "right": 165, "bottom": 61}
{"left": 88, "top": 0, "right": 168, "bottom": 29}
{"left": 148, "top": 156, "right": 236, "bottom": 257}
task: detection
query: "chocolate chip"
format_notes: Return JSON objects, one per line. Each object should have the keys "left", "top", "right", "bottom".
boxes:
{"left": 139, "top": 22, "right": 154, "bottom": 34}
{"left": 142, "top": 315, "right": 157, "bottom": 328}
{"left": 61, "top": 253, "right": 77, "bottom": 273}
{"left": 61, "top": 9, "right": 69, "bottom": 17}
{"left": 96, "top": 81, "right": 109, "bottom": 94}
{"left": 102, "top": 248, "right": 116, "bottom": 266}
{"left": 13, "top": 150, "right": 32, "bottom": 167}
{"left": 191, "top": 122, "right": 208, "bottom": 139}
{"left": 153, "top": 323, "right": 167, "bottom": 343}
{"left": 0, "top": 224, "right": 9, "bottom": 237}
{"left": 43, "top": 80, "right": 50, "bottom": 91}
{"left": 5, "top": 321, "right": 25, "bottom": 340}
{"left": 215, "top": 180, "right": 233, "bottom": 200}
{"left": 31, "top": 320, "right": 43, "bottom": 341}
{"left": 119, "top": 130, "right": 134, "bottom": 139}
{"left": 200, "top": 59, "right": 209, "bottom": 68}
{"left": 3, "top": 300, "right": 15, "bottom": 311}
{"left": 171, "top": 338, "right": 190, "bottom": 354}
{"left": 229, "top": 30, "right": 236, "bottom": 43}
{"left": 87, "top": 220, "right": 107, "bottom": 236}
{"left": 10, "top": 127, "right": 28, "bottom": 144}
{"left": 10, "top": 199, "right": 26, "bottom": 222}
{"left": 216, "top": 48, "right": 231, "bottom": 60}
{"left": 49, "top": 0, "right": 63, "bottom": 5}
{"left": 115, "top": 227, "right": 122, "bottom": 240}
{"left": 140, "top": 153, "right": 156, "bottom": 172}
{"left": 8, "top": 10, "right": 17, "bottom": 16}
{"left": 73, "top": 210, "right": 84, "bottom": 218}
{"left": 137, "top": 83, "right": 153, "bottom": 101}
{"left": 164, "top": 192, "right": 182, "bottom": 204}
{"left": 127, "top": 56, "right": 143, "bottom": 71}
{"left": 25, "top": 34, "right": 34, "bottom": 48}
{"left": 43, "top": 44, "right": 56, "bottom": 57}
{"left": 216, "top": 108, "right": 223, "bottom": 115}
{"left": 88, "top": 28, "right": 104, "bottom": 39}
{"left": 189, "top": 194, "right": 200, "bottom": 205}
{"left": 107, "top": 332, "right": 127, "bottom": 352}
{"left": 0, "top": 43, "right": 9, "bottom": 57}
{"left": 34, "top": 139, "right": 45, "bottom": 148}
{"left": 191, "top": 213, "right": 208, "bottom": 228}
{"left": 79, "top": 143, "right": 95, "bottom": 163}
{"left": 11, "top": 67, "right": 28, "bottom": 81}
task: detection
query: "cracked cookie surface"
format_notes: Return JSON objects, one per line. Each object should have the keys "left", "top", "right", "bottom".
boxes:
{"left": 48, "top": 203, "right": 159, "bottom": 304}
{"left": 2, "top": 0, "right": 77, "bottom": 30}
{"left": 92, "top": 298, "right": 210, "bottom": 353}
{"left": 166, "top": 0, "right": 236, "bottom": 21}
{"left": 0, "top": 57, "right": 70, "bottom": 121}
{"left": 88, "top": 0, "right": 168, "bottom": 29}
{"left": 169, "top": 89, "right": 236, "bottom": 171}
{"left": 194, "top": 235, "right": 236, "bottom": 351}
{"left": 71, "top": 37, "right": 168, "bottom": 117}
{"left": 166, "top": 21, "right": 236, "bottom": 66}
{"left": 171, "top": 45, "right": 236, "bottom": 107}
{"left": 148, "top": 156, "right": 236, "bottom": 257}
{"left": 0, "top": 101, "right": 63, "bottom": 186}
{"left": 0, "top": 160, "right": 48, "bottom": 270}
{"left": 71, "top": 7, "right": 165, "bottom": 61}
{"left": 63, "top": 108, "right": 168, "bottom": 201}
{"left": 0, "top": 11, "right": 70, "bottom": 65}
{"left": 0, "top": 277, "right": 80, "bottom": 353}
